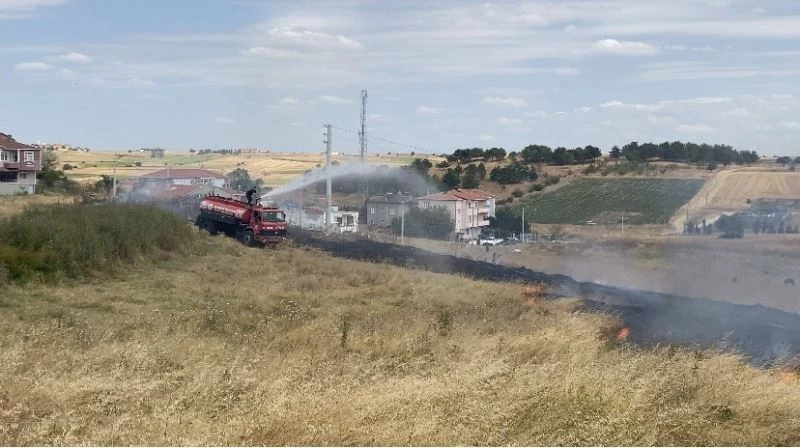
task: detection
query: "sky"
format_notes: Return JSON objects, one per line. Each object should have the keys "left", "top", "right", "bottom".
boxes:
{"left": 2, "top": 0, "right": 800, "bottom": 156}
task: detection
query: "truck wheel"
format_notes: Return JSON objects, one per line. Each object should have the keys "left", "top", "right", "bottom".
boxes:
{"left": 201, "top": 220, "right": 218, "bottom": 236}
{"left": 241, "top": 231, "right": 255, "bottom": 247}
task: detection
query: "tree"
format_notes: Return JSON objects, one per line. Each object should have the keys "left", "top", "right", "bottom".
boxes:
{"left": 227, "top": 168, "right": 264, "bottom": 191}
{"left": 489, "top": 163, "right": 536, "bottom": 184}
{"left": 520, "top": 144, "right": 553, "bottom": 164}
{"left": 441, "top": 168, "right": 461, "bottom": 189}
{"left": 609, "top": 146, "right": 621, "bottom": 160}
{"left": 409, "top": 158, "right": 433, "bottom": 176}
{"left": 95, "top": 175, "right": 113, "bottom": 195}
{"left": 777, "top": 156, "right": 792, "bottom": 167}
{"left": 42, "top": 149, "right": 57, "bottom": 171}
{"left": 392, "top": 206, "right": 455, "bottom": 240}
{"left": 584, "top": 145, "right": 602, "bottom": 162}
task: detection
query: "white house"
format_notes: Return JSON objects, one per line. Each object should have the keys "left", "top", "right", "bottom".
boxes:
{"left": 138, "top": 168, "right": 227, "bottom": 188}
{"left": 415, "top": 188, "right": 496, "bottom": 240}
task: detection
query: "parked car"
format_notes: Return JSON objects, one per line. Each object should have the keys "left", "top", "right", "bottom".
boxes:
{"left": 480, "top": 237, "right": 504, "bottom": 246}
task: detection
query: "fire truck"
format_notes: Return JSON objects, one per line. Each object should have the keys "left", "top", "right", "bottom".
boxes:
{"left": 195, "top": 195, "right": 287, "bottom": 246}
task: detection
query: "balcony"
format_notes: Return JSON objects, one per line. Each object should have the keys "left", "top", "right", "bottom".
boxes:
{"left": 2, "top": 161, "right": 20, "bottom": 170}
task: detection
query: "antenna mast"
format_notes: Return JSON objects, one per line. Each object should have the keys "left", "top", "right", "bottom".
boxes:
{"left": 359, "top": 90, "right": 368, "bottom": 162}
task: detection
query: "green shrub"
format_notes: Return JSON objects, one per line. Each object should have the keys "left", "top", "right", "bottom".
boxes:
{"left": 512, "top": 189, "right": 524, "bottom": 198}
{"left": 0, "top": 203, "right": 196, "bottom": 283}
{"left": 532, "top": 184, "right": 544, "bottom": 192}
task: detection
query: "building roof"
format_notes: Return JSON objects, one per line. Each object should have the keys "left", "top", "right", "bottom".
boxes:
{"left": 0, "top": 132, "right": 37, "bottom": 150}
{"left": 140, "top": 168, "right": 226, "bottom": 180}
{"left": 417, "top": 188, "right": 495, "bottom": 202}
{"left": 146, "top": 185, "right": 204, "bottom": 200}
{"left": 367, "top": 193, "right": 415, "bottom": 204}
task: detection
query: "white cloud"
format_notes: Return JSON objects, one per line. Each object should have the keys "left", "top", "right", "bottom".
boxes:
{"left": 56, "top": 68, "right": 75, "bottom": 77}
{"left": 593, "top": 39, "right": 659, "bottom": 56}
{"left": 266, "top": 27, "right": 364, "bottom": 50}
{"left": 216, "top": 117, "right": 236, "bottom": 124}
{"left": 318, "top": 95, "right": 352, "bottom": 104}
{"left": 141, "top": 93, "right": 172, "bottom": 101}
{"left": 57, "top": 52, "right": 91, "bottom": 63}
{"left": 723, "top": 107, "right": 755, "bottom": 118}
{"left": 676, "top": 124, "right": 717, "bottom": 134}
{"left": 119, "top": 103, "right": 129, "bottom": 109}
{"left": 483, "top": 96, "right": 527, "bottom": 107}
{"left": 478, "top": 134, "right": 495, "bottom": 141}
{"left": 291, "top": 121, "right": 308, "bottom": 128}
{"left": 128, "top": 78, "right": 155, "bottom": 89}
{"left": 279, "top": 97, "right": 300, "bottom": 105}
{"left": 780, "top": 121, "right": 800, "bottom": 130}
{"left": 13, "top": 61, "right": 53, "bottom": 71}
{"left": 496, "top": 117, "right": 523, "bottom": 126}
{"left": 416, "top": 106, "right": 444, "bottom": 115}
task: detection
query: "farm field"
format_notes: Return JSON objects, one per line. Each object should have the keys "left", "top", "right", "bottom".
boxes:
{"left": 2, "top": 208, "right": 800, "bottom": 445}
{"left": 669, "top": 168, "right": 800, "bottom": 231}
{"left": 519, "top": 178, "right": 705, "bottom": 225}
{"left": 57, "top": 151, "right": 425, "bottom": 187}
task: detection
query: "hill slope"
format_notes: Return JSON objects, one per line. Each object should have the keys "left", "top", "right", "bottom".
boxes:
{"left": 670, "top": 168, "right": 800, "bottom": 230}
{"left": 2, "top": 232, "right": 799, "bottom": 445}
{"left": 519, "top": 178, "right": 705, "bottom": 225}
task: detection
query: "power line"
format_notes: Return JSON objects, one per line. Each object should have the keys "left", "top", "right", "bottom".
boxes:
{"left": 332, "top": 125, "right": 434, "bottom": 154}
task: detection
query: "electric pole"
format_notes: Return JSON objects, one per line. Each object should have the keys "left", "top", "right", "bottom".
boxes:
{"left": 324, "top": 124, "right": 333, "bottom": 231}
{"left": 621, "top": 212, "right": 624, "bottom": 234}
{"left": 401, "top": 199, "right": 405, "bottom": 245}
{"left": 359, "top": 90, "right": 368, "bottom": 162}
{"left": 359, "top": 90, "right": 369, "bottom": 231}
{"left": 521, "top": 207, "right": 525, "bottom": 244}
{"left": 112, "top": 153, "right": 120, "bottom": 200}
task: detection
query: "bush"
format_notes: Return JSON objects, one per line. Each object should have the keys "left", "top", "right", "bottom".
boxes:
{"left": 532, "top": 184, "right": 544, "bottom": 192}
{"left": 62, "top": 164, "right": 73, "bottom": 170}
{"left": 512, "top": 189, "right": 524, "bottom": 198}
{"left": 0, "top": 203, "right": 196, "bottom": 283}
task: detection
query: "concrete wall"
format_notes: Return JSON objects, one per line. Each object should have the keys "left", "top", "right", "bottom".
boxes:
{"left": 367, "top": 201, "right": 410, "bottom": 227}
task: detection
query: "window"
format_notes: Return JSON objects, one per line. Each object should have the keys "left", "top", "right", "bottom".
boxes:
{"left": 370, "top": 207, "right": 375, "bottom": 214}
{"left": 0, "top": 172, "right": 16, "bottom": 183}
{"left": 19, "top": 172, "right": 27, "bottom": 180}
{"left": 0, "top": 152, "right": 7, "bottom": 161}
{"left": 24, "top": 151, "right": 34, "bottom": 162}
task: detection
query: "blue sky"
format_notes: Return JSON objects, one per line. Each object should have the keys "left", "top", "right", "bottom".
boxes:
{"left": 2, "top": 0, "right": 800, "bottom": 155}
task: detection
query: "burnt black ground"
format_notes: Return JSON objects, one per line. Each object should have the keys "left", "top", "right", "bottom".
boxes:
{"left": 291, "top": 230, "right": 800, "bottom": 366}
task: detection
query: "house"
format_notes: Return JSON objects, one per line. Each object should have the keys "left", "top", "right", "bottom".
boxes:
{"left": 138, "top": 168, "right": 228, "bottom": 188}
{"left": 0, "top": 132, "right": 41, "bottom": 195}
{"left": 415, "top": 188, "right": 496, "bottom": 240}
{"left": 282, "top": 203, "right": 359, "bottom": 233}
{"left": 366, "top": 193, "right": 415, "bottom": 227}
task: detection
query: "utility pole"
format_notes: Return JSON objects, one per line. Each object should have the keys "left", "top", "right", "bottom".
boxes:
{"left": 112, "top": 153, "right": 120, "bottom": 200}
{"left": 324, "top": 124, "right": 333, "bottom": 231}
{"left": 359, "top": 90, "right": 368, "bottom": 162}
{"left": 401, "top": 199, "right": 405, "bottom": 245}
{"left": 621, "top": 212, "right": 624, "bottom": 234}
{"left": 521, "top": 207, "right": 525, "bottom": 244}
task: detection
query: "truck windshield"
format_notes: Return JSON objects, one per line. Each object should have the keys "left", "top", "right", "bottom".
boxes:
{"left": 263, "top": 211, "right": 285, "bottom": 222}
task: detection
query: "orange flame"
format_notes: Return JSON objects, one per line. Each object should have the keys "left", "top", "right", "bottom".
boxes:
{"left": 777, "top": 371, "right": 798, "bottom": 384}
{"left": 522, "top": 284, "right": 546, "bottom": 308}
{"left": 616, "top": 327, "right": 631, "bottom": 342}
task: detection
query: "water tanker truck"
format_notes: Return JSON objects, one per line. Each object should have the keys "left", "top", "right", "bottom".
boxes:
{"left": 195, "top": 195, "right": 287, "bottom": 246}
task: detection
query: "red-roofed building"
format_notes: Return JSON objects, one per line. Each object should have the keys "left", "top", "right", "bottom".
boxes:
{"left": 416, "top": 188, "right": 496, "bottom": 239}
{"left": 0, "top": 132, "right": 41, "bottom": 195}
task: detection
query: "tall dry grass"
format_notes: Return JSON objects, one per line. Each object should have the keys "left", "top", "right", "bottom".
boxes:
{"left": 0, "top": 202, "right": 196, "bottom": 283}
{"left": 1, "top": 236, "right": 799, "bottom": 445}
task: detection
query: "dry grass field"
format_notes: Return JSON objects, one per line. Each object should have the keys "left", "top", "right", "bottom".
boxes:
{"left": 2, "top": 230, "right": 800, "bottom": 445}
{"left": 669, "top": 167, "right": 800, "bottom": 230}
{"left": 0, "top": 194, "right": 76, "bottom": 220}
{"left": 57, "top": 151, "right": 430, "bottom": 188}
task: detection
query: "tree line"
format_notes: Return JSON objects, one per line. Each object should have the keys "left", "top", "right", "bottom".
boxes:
{"left": 441, "top": 140, "right": 759, "bottom": 167}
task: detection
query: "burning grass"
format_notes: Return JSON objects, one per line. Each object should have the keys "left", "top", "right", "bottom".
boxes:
{"left": 0, "top": 202, "right": 197, "bottom": 283}
{"left": 2, "top": 234, "right": 800, "bottom": 445}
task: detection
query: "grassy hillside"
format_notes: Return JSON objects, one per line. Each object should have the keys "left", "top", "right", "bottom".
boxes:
{"left": 1, "top": 219, "right": 799, "bottom": 444}
{"left": 519, "top": 178, "right": 705, "bottom": 225}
